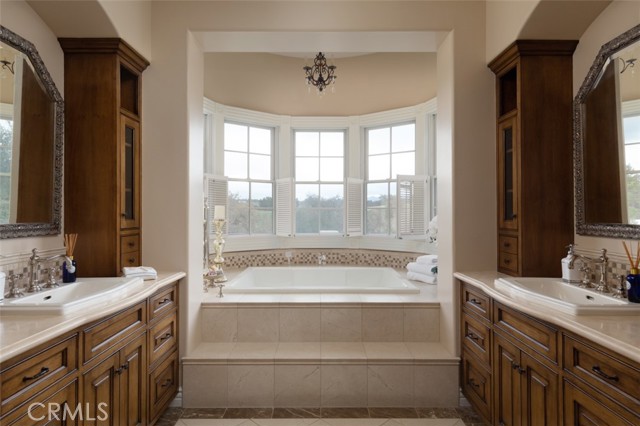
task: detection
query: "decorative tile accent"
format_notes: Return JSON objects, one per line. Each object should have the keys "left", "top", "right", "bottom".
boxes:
{"left": 221, "top": 249, "right": 423, "bottom": 270}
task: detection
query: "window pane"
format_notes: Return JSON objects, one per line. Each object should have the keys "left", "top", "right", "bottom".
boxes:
{"left": 368, "top": 127, "right": 390, "bottom": 155}
{"left": 623, "top": 116, "right": 640, "bottom": 142}
{"left": 251, "top": 209, "right": 273, "bottom": 234}
{"left": 320, "top": 157, "right": 343, "bottom": 182}
{"left": 320, "top": 209, "right": 343, "bottom": 234}
{"left": 228, "top": 181, "right": 249, "bottom": 234}
{"left": 321, "top": 132, "right": 344, "bottom": 156}
{"left": 249, "top": 153, "right": 271, "bottom": 180}
{"left": 368, "top": 154, "right": 390, "bottom": 180}
{"left": 390, "top": 207, "right": 397, "bottom": 235}
{"left": 367, "top": 182, "right": 388, "bottom": 207}
{"left": 251, "top": 182, "right": 273, "bottom": 207}
{"left": 320, "top": 184, "right": 344, "bottom": 208}
{"left": 625, "top": 144, "right": 640, "bottom": 171}
{"left": 392, "top": 152, "right": 415, "bottom": 178}
{"left": 224, "top": 123, "right": 248, "bottom": 152}
{"left": 296, "top": 184, "right": 319, "bottom": 208}
{"left": 366, "top": 208, "right": 388, "bottom": 235}
{"left": 296, "top": 208, "right": 319, "bottom": 233}
{"left": 296, "top": 157, "right": 319, "bottom": 181}
{"left": 249, "top": 127, "right": 271, "bottom": 154}
{"left": 296, "top": 131, "right": 319, "bottom": 156}
{"left": 225, "top": 151, "right": 247, "bottom": 179}
{"left": 392, "top": 124, "right": 415, "bottom": 152}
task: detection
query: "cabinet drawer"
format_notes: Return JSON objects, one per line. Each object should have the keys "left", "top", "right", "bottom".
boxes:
{"left": 83, "top": 301, "right": 146, "bottom": 364}
{"left": 149, "top": 284, "right": 177, "bottom": 322}
{"left": 563, "top": 378, "right": 639, "bottom": 426}
{"left": 149, "top": 350, "right": 179, "bottom": 423}
{"left": 461, "top": 349, "right": 492, "bottom": 423}
{"left": 498, "top": 251, "right": 518, "bottom": 274}
{"left": 563, "top": 335, "right": 640, "bottom": 414}
{"left": 2, "top": 377, "right": 79, "bottom": 426}
{"left": 494, "top": 302, "right": 559, "bottom": 363}
{"left": 0, "top": 334, "right": 78, "bottom": 416}
{"left": 499, "top": 235, "right": 518, "bottom": 254}
{"left": 121, "top": 234, "right": 140, "bottom": 254}
{"left": 461, "top": 282, "right": 491, "bottom": 321}
{"left": 121, "top": 250, "right": 140, "bottom": 269}
{"left": 148, "top": 313, "right": 177, "bottom": 366}
{"left": 461, "top": 312, "right": 491, "bottom": 365}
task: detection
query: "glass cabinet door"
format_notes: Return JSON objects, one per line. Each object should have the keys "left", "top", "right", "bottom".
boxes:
{"left": 498, "top": 116, "right": 518, "bottom": 230}
{"left": 120, "top": 115, "right": 140, "bottom": 229}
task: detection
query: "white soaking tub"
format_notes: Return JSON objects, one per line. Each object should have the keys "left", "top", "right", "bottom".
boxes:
{"left": 224, "top": 266, "right": 419, "bottom": 294}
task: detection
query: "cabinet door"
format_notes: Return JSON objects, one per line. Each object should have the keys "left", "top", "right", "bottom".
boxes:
{"left": 498, "top": 115, "right": 518, "bottom": 231}
{"left": 82, "top": 352, "right": 120, "bottom": 426}
{"left": 520, "top": 351, "right": 559, "bottom": 426}
{"left": 120, "top": 115, "right": 141, "bottom": 229}
{"left": 564, "top": 379, "right": 639, "bottom": 426}
{"left": 119, "top": 335, "right": 146, "bottom": 426}
{"left": 494, "top": 334, "right": 521, "bottom": 426}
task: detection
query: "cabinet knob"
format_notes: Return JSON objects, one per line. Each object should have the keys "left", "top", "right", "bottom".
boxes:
{"left": 128, "top": 257, "right": 136, "bottom": 264}
{"left": 128, "top": 241, "right": 135, "bottom": 247}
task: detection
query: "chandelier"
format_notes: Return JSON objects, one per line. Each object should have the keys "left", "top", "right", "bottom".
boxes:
{"left": 303, "top": 52, "right": 337, "bottom": 93}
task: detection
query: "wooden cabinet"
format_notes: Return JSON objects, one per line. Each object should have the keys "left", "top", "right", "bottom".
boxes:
{"left": 458, "top": 279, "right": 640, "bottom": 426}
{"left": 489, "top": 40, "right": 577, "bottom": 277}
{"left": 0, "top": 280, "right": 180, "bottom": 426}
{"left": 60, "top": 38, "right": 149, "bottom": 277}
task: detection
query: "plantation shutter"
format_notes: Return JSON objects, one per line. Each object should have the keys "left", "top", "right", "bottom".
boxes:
{"left": 346, "top": 178, "right": 363, "bottom": 236}
{"left": 276, "top": 178, "right": 294, "bottom": 236}
{"left": 397, "top": 175, "right": 429, "bottom": 238}
{"left": 204, "top": 174, "right": 228, "bottom": 235}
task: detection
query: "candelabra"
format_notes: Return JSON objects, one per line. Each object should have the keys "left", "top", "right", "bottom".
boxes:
{"left": 211, "top": 218, "right": 227, "bottom": 284}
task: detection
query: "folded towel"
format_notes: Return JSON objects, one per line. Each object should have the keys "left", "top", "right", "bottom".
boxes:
{"left": 416, "top": 254, "right": 438, "bottom": 265}
{"left": 407, "top": 271, "right": 437, "bottom": 285}
{"left": 123, "top": 266, "right": 158, "bottom": 281}
{"left": 406, "top": 262, "right": 437, "bottom": 276}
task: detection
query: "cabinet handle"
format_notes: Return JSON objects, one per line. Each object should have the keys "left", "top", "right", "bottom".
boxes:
{"left": 128, "top": 241, "right": 135, "bottom": 247}
{"left": 503, "top": 242, "right": 511, "bottom": 248}
{"left": 468, "top": 378, "right": 482, "bottom": 388}
{"left": 158, "top": 332, "right": 172, "bottom": 342}
{"left": 504, "top": 259, "right": 511, "bottom": 265}
{"left": 592, "top": 365, "right": 619, "bottom": 382}
{"left": 158, "top": 298, "right": 171, "bottom": 306}
{"left": 23, "top": 366, "right": 49, "bottom": 382}
{"left": 511, "top": 362, "right": 526, "bottom": 374}
{"left": 128, "top": 257, "right": 136, "bottom": 264}
{"left": 469, "top": 298, "right": 482, "bottom": 306}
{"left": 466, "top": 332, "right": 480, "bottom": 342}
{"left": 160, "top": 379, "right": 173, "bottom": 388}
{"left": 114, "top": 363, "right": 129, "bottom": 375}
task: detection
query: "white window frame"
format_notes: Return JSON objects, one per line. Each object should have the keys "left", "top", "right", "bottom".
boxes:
{"left": 204, "top": 98, "right": 436, "bottom": 252}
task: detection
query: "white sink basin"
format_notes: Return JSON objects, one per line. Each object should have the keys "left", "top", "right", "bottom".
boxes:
{"left": 0, "top": 277, "right": 144, "bottom": 316}
{"left": 494, "top": 277, "right": 640, "bottom": 316}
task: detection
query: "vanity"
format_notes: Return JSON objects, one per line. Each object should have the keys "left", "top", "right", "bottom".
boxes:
{"left": 0, "top": 272, "right": 184, "bottom": 426}
{"left": 456, "top": 272, "right": 640, "bottom": 426}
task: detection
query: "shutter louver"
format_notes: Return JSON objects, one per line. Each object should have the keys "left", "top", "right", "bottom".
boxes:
{"left": 204, "top": 174, "right": 228, "bottom": 235}
{"left": 276, "top": 178, "right": 294, "bottom": 236}
{"left": 346, "top": 178, "right": 363, "bottom": 236}
{"left": 397, "top": 175, "right": 429, "bottom": 238}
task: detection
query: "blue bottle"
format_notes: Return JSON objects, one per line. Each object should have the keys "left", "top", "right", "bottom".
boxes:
{"left": 62, "top": 258, "right": 77, "bottom": 283}
{"left": 626, "top": 268, "right": 640, "bottom": 303}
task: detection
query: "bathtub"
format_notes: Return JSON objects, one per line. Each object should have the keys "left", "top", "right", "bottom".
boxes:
{"left": 224, "top": 266, "right": 420, "bottom": 294}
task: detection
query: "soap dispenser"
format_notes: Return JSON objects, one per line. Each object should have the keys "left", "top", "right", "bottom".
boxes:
{"left": 562, "top": 244, "right": 581, "bottom": 283}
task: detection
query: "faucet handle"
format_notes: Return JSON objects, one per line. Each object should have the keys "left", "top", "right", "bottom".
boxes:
{"left": 579, "top": 265, "right": 592, "bottom": 288}
{"left": 610, "top": 274, "right": 627, "bottom": 299}
{"left": 7, "top": 273, "right": 25, "bottom": 298}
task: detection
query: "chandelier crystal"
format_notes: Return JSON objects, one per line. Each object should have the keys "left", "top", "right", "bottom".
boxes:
{"left": 303, "top": 52, "right": 337, "bottom": 93}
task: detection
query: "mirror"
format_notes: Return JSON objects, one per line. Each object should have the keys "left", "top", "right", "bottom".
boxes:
{"left": 575, "top": 23, "right": 640, "bottom": 238}
{"left": 0, "top": 26, "right": 62, "bottom": 238}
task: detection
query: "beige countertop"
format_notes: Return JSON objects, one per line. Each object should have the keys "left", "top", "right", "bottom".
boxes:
{"left": 0, "top": 271, "right": 186, "bottom": 364}
{"left": 455, "top": 271, "right": 640, "bottom": 364}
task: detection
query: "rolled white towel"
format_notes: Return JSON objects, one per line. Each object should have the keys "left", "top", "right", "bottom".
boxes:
{"left": 416, "top": 254, "right": 438, "bottom": 265}
{"left": 407, "top": 271, "right": 437, "bottom": 285}
{"left": 123, "top": 266, "right": 158, "bottom": 281}
{"left": 406, "top": 262, "right": 437, "bottom": 276}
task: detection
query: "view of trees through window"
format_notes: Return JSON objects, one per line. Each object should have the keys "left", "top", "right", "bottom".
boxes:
{"left": 624, "top": 115, "right": 640, "bottom": 224}
{"left": 224, "top": 122, "right": 274, "bottom": 234}
{"left": 0, "top": 118, "right": 12, "bottom": 224}
{"left": 294, "top": 130, "right": 345, "bottom": 234}
{"left": 366, "top": 123, "right": 416, "bottom": 235}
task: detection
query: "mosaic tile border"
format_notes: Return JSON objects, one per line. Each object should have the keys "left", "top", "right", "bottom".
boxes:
{"left": 218, "top": 249, "right": 425, "bottom": 270}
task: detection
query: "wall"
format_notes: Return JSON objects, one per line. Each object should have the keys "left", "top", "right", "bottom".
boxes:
{"left": 204, "top": 52, "right": 436, "bottom": 116}
{"left": 0, "top": 0, "right": 65, "bottom": 256}
{"left": 573, "top": 0, "right": 640, "bottom": 261}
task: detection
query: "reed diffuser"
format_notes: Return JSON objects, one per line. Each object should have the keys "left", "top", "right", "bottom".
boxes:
{"left": 63, "top": 233, "right": 78, "bottom": 283}
{"left": 622, "top": 241, "right": 640, "bottom": 303}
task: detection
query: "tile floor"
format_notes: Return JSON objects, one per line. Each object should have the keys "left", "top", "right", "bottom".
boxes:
{"left": 154, "top": 407, "right": 484, "bottom": 426}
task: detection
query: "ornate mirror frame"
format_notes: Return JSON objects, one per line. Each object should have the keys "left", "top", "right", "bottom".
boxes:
{"left": 574, "top": 23, "right": 640, "bottom": 239}
{"left": 0, "top": 25, "right": 63, "bottom": 238}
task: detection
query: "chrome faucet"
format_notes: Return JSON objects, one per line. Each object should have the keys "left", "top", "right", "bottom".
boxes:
{"left": 27, "top": 248, "right": 75, "bottom": 293}
{"left": 568, "top": 248, "right": 609, "bottom": 292}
